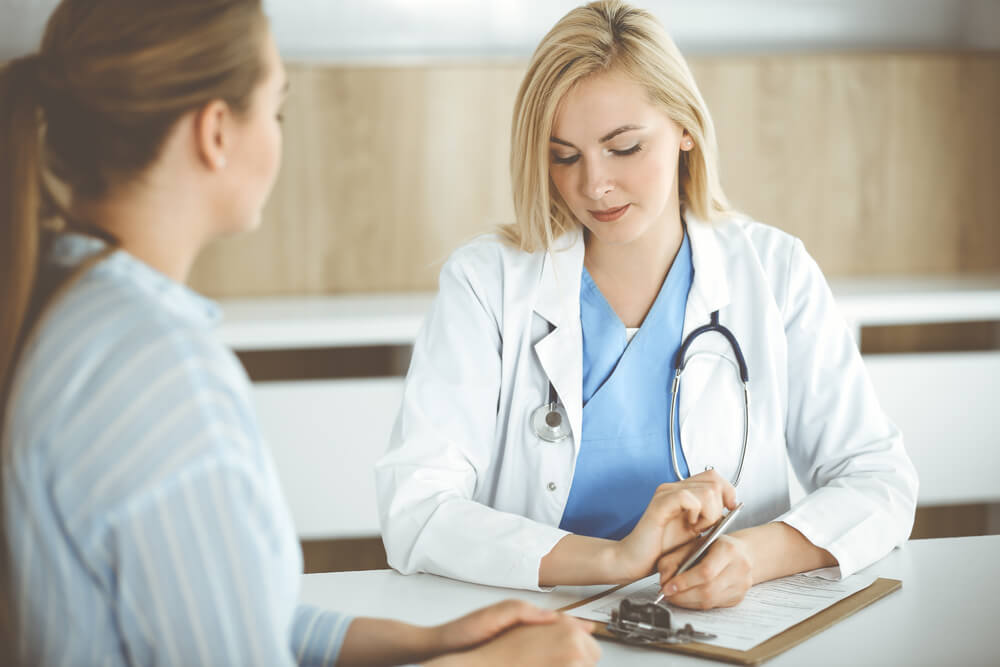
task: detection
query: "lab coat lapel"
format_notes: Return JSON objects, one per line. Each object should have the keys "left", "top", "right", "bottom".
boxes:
{"left": 677, "top": 216, "right": 734, "bottom": 475}
{"left": 680, "top": 215, "right": 731, "bottom": 347}
{"left": 533, "top": 229, "right": 585, "bottom": 450}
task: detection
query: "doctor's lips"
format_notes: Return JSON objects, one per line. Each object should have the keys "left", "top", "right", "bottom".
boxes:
{"left": 589, "top": 204, "right": 630, "bottom": 222}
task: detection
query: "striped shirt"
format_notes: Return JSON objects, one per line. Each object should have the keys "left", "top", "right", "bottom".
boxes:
{"left": 3, "top": 233, "right": 352, "bottom": 666}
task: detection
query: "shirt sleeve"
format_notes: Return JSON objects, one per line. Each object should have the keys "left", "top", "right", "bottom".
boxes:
{"left": 291, "top": 605, "right": 354, "bottom": 667}
{"left": 777, "top": 239, "right": 919, "bottom": 577}
{"left": 102, "top": 457, "right": 354, "bottom": 666}
{"left": 376, "top": 249, "right": 569, "bottom": 591}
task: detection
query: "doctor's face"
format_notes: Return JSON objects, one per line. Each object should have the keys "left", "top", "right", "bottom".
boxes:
{"left": 548, "top": 69, "right": 689, "bottom": 247}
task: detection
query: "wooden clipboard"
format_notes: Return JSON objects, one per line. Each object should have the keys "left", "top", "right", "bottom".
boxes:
{"left": 559, "top": 577, "right": 901, "bottom": 665}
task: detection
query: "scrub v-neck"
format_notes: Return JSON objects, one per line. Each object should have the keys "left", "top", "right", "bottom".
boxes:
{"left": 559, "top": 231, "right": 694, "bottom": 540}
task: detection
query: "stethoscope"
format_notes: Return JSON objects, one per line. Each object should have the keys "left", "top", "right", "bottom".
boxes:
{"left": 530, "top": 310, "right": 750, "bottom": 487}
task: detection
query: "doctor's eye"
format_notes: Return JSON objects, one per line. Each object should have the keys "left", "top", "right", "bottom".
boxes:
{"left": 611, "top": 144, "right": 643, "bottom": 157}
{"left": 551, "top": 152, "right": 580, "bottom": 165}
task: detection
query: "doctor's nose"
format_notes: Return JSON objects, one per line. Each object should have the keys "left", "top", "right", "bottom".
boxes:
{"left": 581, "top": 163, "right": 614, "bottom": 201}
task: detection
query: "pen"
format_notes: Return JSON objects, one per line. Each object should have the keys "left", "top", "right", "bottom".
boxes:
{"left": 653, "top": 502, "right": 744, "bottom": 605}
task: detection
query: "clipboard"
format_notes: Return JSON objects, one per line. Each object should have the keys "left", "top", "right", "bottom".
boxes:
{"left": 559, "top": 577, "right": 901, "bottom": 665}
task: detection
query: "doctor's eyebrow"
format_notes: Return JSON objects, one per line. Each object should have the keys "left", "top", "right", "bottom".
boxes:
{"left": 549, "top": 124, "right": 645, "bottom": 148}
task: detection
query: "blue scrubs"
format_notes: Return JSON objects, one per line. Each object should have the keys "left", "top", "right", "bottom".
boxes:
{"left": 559, "top": 232, "right": 693, "bottom": 540}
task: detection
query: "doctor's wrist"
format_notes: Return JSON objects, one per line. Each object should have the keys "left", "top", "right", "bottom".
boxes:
{"left": 733, "top": 522, "right": 836, "bottom": 584}
{"left": 541, "top": 534, "right": 631, "bottom": 586}
{"left": 608, "top": 539, "right": 649, "bottom": 584}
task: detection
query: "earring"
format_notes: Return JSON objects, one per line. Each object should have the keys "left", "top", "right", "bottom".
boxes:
{"left": 682, "top": 138, "right": 694, "bottom": 150}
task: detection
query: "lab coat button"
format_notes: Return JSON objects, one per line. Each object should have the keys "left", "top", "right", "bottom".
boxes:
{"left": 547, "top": 482, "right": 557, "bottom": 491}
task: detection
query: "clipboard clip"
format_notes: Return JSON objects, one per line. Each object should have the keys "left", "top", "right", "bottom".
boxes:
{"left": 606, "top": 598, "right": 716, "bottom": 645}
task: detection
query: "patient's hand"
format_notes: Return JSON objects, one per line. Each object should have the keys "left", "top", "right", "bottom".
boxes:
{"left": 425, "top": 601, "right": 600, "bottom": 667}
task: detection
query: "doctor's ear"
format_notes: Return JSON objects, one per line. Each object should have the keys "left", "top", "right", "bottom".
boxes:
{"left": 194, "top": 100, "right": 231, "bottom": 171}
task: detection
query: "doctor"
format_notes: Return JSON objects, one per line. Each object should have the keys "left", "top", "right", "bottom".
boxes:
{"left": 376, "top": 0, "right": 918, "bottom": 609}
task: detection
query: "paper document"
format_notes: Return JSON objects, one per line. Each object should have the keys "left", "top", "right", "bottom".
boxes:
{"left": 573, "top": 572, "right": 877, "bottom": 651}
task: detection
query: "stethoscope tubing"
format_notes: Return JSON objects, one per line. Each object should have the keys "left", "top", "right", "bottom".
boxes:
{"left": 669, "top": 365, "right": 749, "bottom": 488}
{"left": 534, "top": 310, "right": 750, "bottom": 488}
{"left": 669, "top": 310, "right": 750, "bottom": 487}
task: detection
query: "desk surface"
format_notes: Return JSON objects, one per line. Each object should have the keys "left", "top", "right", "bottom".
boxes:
{"left": 300, "top": 536, "right": 1000, "bottom": 666}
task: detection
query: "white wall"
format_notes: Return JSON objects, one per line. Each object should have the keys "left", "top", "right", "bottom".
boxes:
{"left": 2, "top": 0, "right": 998, "bottom": 61}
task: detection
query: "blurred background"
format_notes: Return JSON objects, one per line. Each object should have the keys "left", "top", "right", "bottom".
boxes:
{"left": 3, "top": 0, "right": 999, "bottom": 572}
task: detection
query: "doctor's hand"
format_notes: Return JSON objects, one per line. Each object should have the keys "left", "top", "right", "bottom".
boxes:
{"left": 425, "top": 603, "right": 600, "bottom": 667}
{"left": 656, "top": 532, "right": 753, "bottom": 610}
{"left": 615, "top": 470, "right": 737, "bottom": 582}
{"left": 656, "top": 522, "right": 839, "bottom": 611}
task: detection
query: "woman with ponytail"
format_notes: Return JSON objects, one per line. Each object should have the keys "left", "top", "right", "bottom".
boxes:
{"left": 0, "top": 1, "right": 599, "bottom": 665}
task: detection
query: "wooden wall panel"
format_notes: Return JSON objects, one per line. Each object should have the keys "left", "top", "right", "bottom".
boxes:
{"left": 693, "top": 54, "right": 1000, "bottom": 276}
{"left": 190, "top": 65, "right": 524, "bottom": 295}
{"left": 961, "top": 56, "right": 1000, "bottom": 272}
{"left": 696, "top": 56, "right": 895, "bottom": 273}
{"left": 188, "top": 53, "right": 1000, "bottom": 297}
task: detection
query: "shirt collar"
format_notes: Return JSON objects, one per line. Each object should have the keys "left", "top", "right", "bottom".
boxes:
{"left": 48, "top": 232, "right": 222, "bottom": 329}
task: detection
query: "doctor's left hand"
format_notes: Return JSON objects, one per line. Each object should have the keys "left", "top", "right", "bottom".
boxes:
{"left": 655, "top": 532, "right": 754, "bottom": 610}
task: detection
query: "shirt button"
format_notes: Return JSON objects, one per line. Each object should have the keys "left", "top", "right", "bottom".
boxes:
{"left": 547, "top": 482, "right": 557, "bottom": 492}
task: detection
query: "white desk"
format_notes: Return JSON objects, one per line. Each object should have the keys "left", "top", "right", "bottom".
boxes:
{"left": 300, "top": 536, "right": 1000, "bottom": 666}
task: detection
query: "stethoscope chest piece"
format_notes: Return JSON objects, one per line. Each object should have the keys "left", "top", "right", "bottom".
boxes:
{"left": 531, "top": 401, "right": 570, "bottom": 443}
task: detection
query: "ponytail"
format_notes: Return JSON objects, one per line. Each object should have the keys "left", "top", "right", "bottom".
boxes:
{"left": 0, "top": 53, "right": 43, "bottom": 667}
{"left": 0, "top": 55, "right": 44, "bottom": 413}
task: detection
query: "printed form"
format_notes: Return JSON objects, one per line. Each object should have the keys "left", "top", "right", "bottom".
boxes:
{"left": 573, "top": 572, "right": 877, "bottom": 651}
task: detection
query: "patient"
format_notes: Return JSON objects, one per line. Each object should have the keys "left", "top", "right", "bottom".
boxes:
{"left": 0, "top": 1, "right": 617, "bottom": 664}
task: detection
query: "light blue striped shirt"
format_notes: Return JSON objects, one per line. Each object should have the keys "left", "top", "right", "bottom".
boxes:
{"left": 3, "top": 233, "right": 352, "bottom": 666}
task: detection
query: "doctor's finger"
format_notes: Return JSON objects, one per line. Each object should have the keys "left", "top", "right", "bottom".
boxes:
{"left": 660, "top": 542, "right": 730, "bottom": 594}
{"left": 670, "top": 488, "right": 704, "bottom": 525}
{"left": 664, "top": 563, "right": 749, "bottom": 610}
{"left": 682, "top": 485, "right": 725, "bottom": 529}
{"left": 656, "top": 542, "right": 698, "bottom": 583}
{"left": 662, "top": 579, "right": 725, "bottom": 611}
{"left": 650, "top": 487, "right": 702, "bottom": 525}
{"left": 684, "top": 469, "right": 736, "bottom": 510}
{"left": 684, "top": 468, "right": 728, "bottom": 491}
{"left": 720, "top": 482, "right": 738, "bottom": 511}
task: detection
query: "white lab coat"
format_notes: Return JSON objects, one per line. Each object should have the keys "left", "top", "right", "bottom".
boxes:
{"left": 375, "top": 214, "right": 918, "bottom": 591}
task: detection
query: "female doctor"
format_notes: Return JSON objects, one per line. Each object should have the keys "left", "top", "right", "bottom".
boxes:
{"left": 376, "top": 0, "right": 918, "bottom": 609}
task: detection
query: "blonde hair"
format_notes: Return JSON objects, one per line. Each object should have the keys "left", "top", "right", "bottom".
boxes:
{"left": 503, "top": 0, "right": 730, "bottom": 251}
